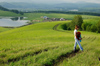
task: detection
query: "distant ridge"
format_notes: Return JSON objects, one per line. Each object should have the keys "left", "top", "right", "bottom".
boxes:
{"left": 0, "top": 5, "right": 9, "bottom": 11}
{"left": 0, "top": 2, "right": 100, "bottom": 13}
{"left": 0, "top": 2, "right": 100, "bottom": 8}
{"left": 0, "top": 5, "right": 24, "bottom": 15}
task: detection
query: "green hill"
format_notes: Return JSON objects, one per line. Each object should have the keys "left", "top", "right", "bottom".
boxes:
{"left": 0, "top": 20, "right": 100, "bottom": 66}
{"left": 0, "top": 10, "right": 22, "bottom": 16}
{"left": 0, "top": 27, "right": 13, "bottom": 33}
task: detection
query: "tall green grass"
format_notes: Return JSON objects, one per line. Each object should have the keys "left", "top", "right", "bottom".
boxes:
{"left": 0, "top": 27, "right": 13, "bottom": 33}
{"left": 0, "top": 20, "right": 100, "bottom": 66}
{"left": 54, "top": 23, "right": 100, "bottom": 66}
{"left": 0, "top": 21, "right": 74, "bottom": 66}
{"left": 59, "top": 31, "right": 100, "bottom": 66}
{"left": 0, "top": 11, "right": 100, "bottom": 66}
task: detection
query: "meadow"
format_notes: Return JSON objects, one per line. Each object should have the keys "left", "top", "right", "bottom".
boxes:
{"left": 0, "top": 11, "right": 100, "bottom": 66}
{"left": 0, "top": 21, "right": 100, "bottom": 66}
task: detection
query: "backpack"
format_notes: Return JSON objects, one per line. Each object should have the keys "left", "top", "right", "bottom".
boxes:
{"left": 76, "top": 32, "right": 81, "bottom": 41}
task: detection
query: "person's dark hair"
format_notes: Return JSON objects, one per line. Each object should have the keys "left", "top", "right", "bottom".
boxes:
{"left": 75, "top": 25, "right": 79, "bottom": 29}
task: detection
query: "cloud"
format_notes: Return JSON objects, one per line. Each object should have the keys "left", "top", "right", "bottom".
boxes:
{"left": 0, "top": 0, "right": 32, "bottom": 2}
{"left": 0, "top": 0, "right": 100, "bottom": 4}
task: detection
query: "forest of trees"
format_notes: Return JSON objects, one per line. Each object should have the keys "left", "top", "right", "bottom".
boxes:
{"left": 61, "top": 15, "right": 100, "bottom": 33}
{"left": 26, "top": 11, "right": 100, "bottom": 16}
{"left": 0, "top": 5, "right": 24, "bottom": 15}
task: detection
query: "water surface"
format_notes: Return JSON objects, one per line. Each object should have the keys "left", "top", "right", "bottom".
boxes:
{"left": 0, "top": 17, "right": 29, "bottom": 27}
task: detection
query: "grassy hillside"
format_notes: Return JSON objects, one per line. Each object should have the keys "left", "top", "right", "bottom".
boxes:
{"left": 0, "top": 21, "right": 73, "bottom": 66}
{"left": 0, "top": 27, "right": 13, "bottom": 33}
{"left": 0, "top": 10, "right": 21, "bottom": 17}
{"left": 0, "top": 20, "right": 100, "bottom": 66}
{"left": 55, "top": 23, "right": 100, "bottom": 66}
{"left": 84, "top": 19, "right": 100, "bottom": 24}
{"left": 0, "top": 11, "right": 100, "bottom": 66}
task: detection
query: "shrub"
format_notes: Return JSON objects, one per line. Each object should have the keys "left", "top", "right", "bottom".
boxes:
{"left": 81, "top": 23, "right": 86, "bottom": 31}
{"left": 86, "top": 25, "right": 91, "bottom": 31}
{"left": 61, "top": 24, "right": 67, "bottom": 30}
{"left": 66, "top": 23, "right": 71, "bottom": 30}
{"left": 97, "top": 20, "right": 100, "bottom": 33}
{"left": 91, "top": 25, "right": 97, "bottom": 32}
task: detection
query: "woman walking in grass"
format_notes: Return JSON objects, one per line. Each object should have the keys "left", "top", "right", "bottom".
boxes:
{"left": 74, "top": 25, "right": 83, "bottom": 51}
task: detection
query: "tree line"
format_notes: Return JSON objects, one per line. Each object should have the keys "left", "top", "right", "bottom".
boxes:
{"left": 81, "top": 21, "right": 100, "bottom": 33}
{"left": 0, "top": 5, "right": 24, "bottom": 15}
{"left": 61, "top": 15, "right": 100, "bottom": 33}
{"left": 25, "top": 11, "right": 100, "bottom": 16}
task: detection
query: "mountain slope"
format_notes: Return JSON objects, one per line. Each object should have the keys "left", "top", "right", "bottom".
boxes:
{"left": 0, "top": 2, "right": 100, "bottom": 9}
{"left": 0, "top": 5, "right": 24, "bottom": 15}
{"left": 0, "top": 2, "right": 100, "bottom": 13}
{"left": 0, "top": 5, "right": 9, "bottom": 11}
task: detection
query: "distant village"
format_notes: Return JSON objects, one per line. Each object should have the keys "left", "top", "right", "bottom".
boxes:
{"left": 42, "top": 16, "right": 66, "bottom": 22}
{"left": 32, "top": 16, "right": 67, "bottom": 23}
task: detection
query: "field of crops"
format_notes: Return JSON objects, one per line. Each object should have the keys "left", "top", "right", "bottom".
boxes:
{"left": 0, "top": 20, "right": 100, "bottom": 66}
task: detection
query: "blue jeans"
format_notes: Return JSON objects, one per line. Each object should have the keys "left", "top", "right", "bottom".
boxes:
{"left": 74, "top": 38, "right": 83, "bottom": 51}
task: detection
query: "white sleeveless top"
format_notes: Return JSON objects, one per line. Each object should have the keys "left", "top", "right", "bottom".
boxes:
{"left": 74, "top": 29, "right": 77, "bottom": 39}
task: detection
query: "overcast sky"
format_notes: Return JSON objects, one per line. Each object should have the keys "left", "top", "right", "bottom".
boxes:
{"left": 0, "top": 0, "right": 100, "bottom": 4}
